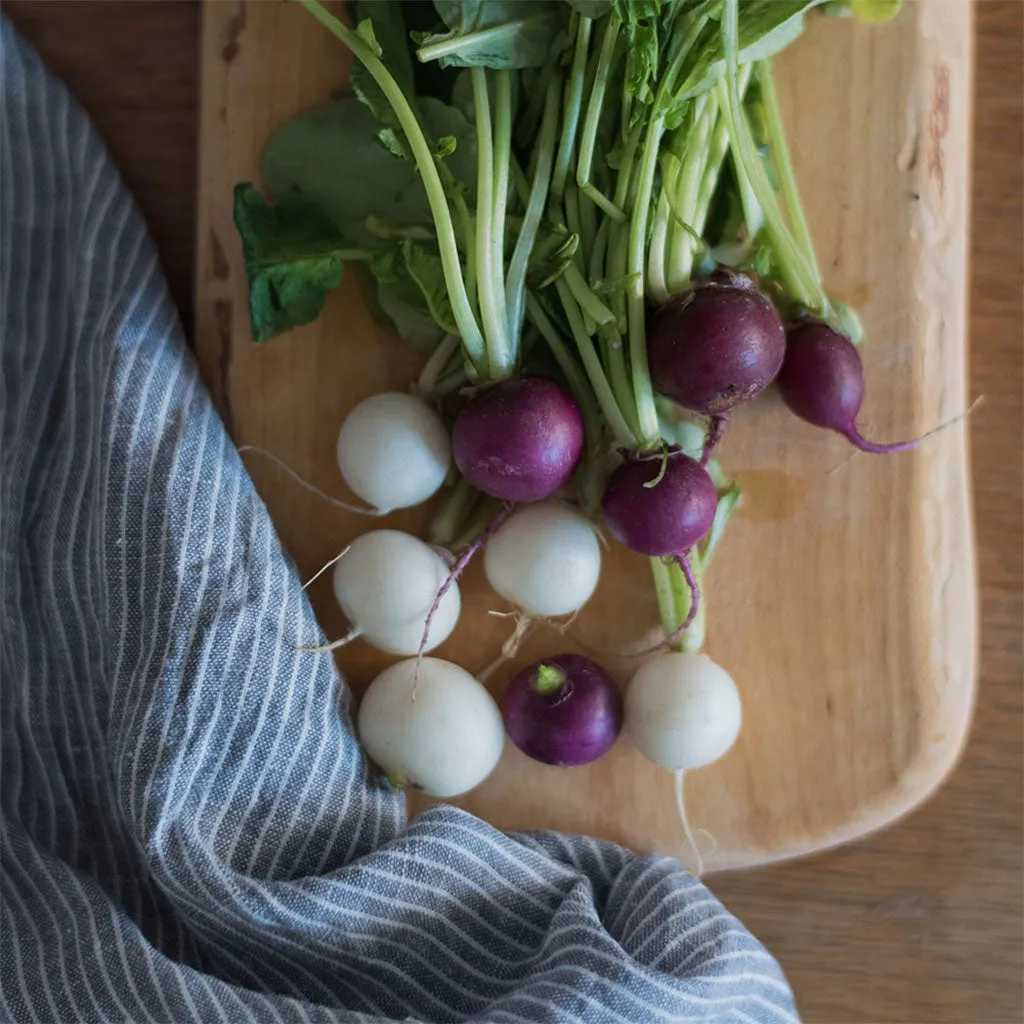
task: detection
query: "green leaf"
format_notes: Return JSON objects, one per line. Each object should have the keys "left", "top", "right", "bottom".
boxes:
{"left": 355, "top": 17, "right": 382, "bottom": 55}
{"left": 377, "top": 127, "right": 407, "bottom": 158}
{"left": 528, "top": 228, "right": 580, "bottom": 289}
{"left": 376, "top": 276, "right": 448, "bottom": 351}
{"left": 615, "top": 1, "right": 662, "bottom": 106}
{"left": 417, "top": 0, "right": 566, "bottom": 68}
{"left": 232, "top": 183, "right": 348, "bottom": 342}
{"left": 676, "top": 0, "right": 823, "bottom": 100}
{"left": 350, "top": 1, "right": 416, "bottom": 132}
{"left": 434, "top": 134, "right": 458, "bottom": 158}
{"left": 400, "top": 239, "right": 460, "bottom": 335}
{"left": 262, "top": 95, "right": 476, "bottom": 249}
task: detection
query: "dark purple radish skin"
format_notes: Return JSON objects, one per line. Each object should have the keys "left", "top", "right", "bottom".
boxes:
{"left": 648, "top": 270, "right": 786, "bottom": 417}
{"left": 601, "top": 452, "right": 717, "bottom": 557}
{"left": 502, "top": 654, "right": 623, "bottom": 767}
{"left": 452, "top": 377, "right": 585, "bottom": 502}
{"left": 601, "top": 452, "right": 716, "bottom": 649}
{"left": 778, "top": 321, "right": 921, "bottom": 453}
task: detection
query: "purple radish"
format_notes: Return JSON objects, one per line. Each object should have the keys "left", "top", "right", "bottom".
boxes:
{"left": 502, "top": 654, "right": 623, "bottom": 767}
{"left": 452, "top": 377, "right": 585, "bottom": 502}
{"left": 602, "top": 452, "right": 716, "bottom": 648}
{"left": 601, "top": 452, "right": 717, "bottom": 558}
{"left": 778, "top": 321, "right": 921, "bottom": 453}
{"left": 648, "top": 270, "right": 786, "bottom": 416}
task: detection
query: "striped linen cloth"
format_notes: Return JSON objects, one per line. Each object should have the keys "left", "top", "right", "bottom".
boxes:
{"left": 0, "top": 21, "right": 798, "bottom": 1024}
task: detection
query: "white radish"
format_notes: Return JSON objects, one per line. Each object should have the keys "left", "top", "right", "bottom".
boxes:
{"left": 483, "top": 502, "right": 601, "bottom": 618}
{"left": 333, "top": 530, "right": 460, "bottom": 655}
{"left": 337, "top": 392, "right": 450, "bottom": 512}
{"left": 625, "top": 652, "right": 741, "bottom": 771}
{"left": 358, "top": 657, "right": 504, "bottom": 797}
{"left": 626, "top": 652, "right": 741, "bottom": 876}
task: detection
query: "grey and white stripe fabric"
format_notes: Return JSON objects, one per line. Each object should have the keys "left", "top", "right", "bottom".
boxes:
{"left": 0, "top": 20, "right": 798, "bottom": 1024}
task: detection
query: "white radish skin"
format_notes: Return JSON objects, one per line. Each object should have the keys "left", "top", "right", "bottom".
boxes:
{"left": 333, "top": 530, "right": 460, "bottom": 655}
{"left": 358, "top": 657, "right": 505, "bottom": 797}
{"left": 625, "top": 653, "right": 741, "bottom": 771}
{"left": 483, "top": 502, "right": 601, "bottom": 618}
{"left": 337, "top": 392, "right": 450, "bottom": 512}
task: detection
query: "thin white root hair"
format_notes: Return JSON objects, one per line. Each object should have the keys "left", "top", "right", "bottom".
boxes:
{"left": 238, "top": 445, "right": 389, "bottom": 516}
{"left": 674, "top": 770, "right": 705, "bottom": 878}
{"left": 284, "top": 547, "right": 355, "bottom": 653}
{"left": 297, "top": 626, "right": 361, "bottom": 654}
{"left": 477, "top": 611, "right": 536, "bottom": 683}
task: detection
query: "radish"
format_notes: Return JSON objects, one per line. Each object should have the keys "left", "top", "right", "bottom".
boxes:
{"left": 647, "top": 271, "right": 786, "bottom": 416}
{"left": 626, "top": 652, "right": 742, "bottom": 772}
{"left": 601, "top": 452, "right": 717, "bottom": 558}
{"left": 625, "top": 652, "right": 741, "bottom": 875}
{"left": 501, "top": 654, "right": 623, "bottom": 767}
{"left": 333, "top": 530, "right": 460, "bottom": 655}
{"left": 484, "top": 502, "right": 601, "bottom": 618}
{"left": 357, "top": 657, "right": 504, "bottom": 797}
{"left": 337, "top": 392, "right": 451, "bottom": 513}
{"left": 778, "top": 320, "right": 922, "bottom": 453}
{"left": 452, "top": 377, "right": 585, "bottom": 502}
{"left": 602, "top": 452, "right": 716, "bottom": 648}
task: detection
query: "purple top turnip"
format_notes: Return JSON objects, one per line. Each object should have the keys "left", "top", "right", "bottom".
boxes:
{"left": 778, "top": 321, "right": 921, "bottom": 454}
{"left": 501, "top": 654, "right": 623, "bottom": 767}
{"left": 648, "top": 271, "right": 786, "bottom": 415}
{"left": 601, "top": 451, "right": 717, "bottom": 557}
{"left": 452, "top": 377, "right": 585, "bottom": 502}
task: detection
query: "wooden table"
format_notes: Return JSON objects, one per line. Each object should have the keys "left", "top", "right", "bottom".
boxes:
{"left": 7, "top": 2, "right": 1021, "bottom": 1020}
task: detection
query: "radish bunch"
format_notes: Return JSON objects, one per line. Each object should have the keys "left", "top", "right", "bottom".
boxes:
{"left": 232, "top": 0, "right": 915, "bottom": 837}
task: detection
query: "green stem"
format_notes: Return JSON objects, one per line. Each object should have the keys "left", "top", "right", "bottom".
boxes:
{"left": 552, "top": 15, "right": 593, "bottom": 197}
{"left": 551, "top": 280, "right": 637, "bottom": 449}
{"left": 579, "top": 188, "right": 598, "bottom": 262}
{"left": 471, "top": 68, "right": 511, "bottom": 378}
{"left": 718, "top": 0, "right": 826, "bottom": 311}
{"left": 701, "top": 482, "right": 741, "bottom": 569}
{"left": 524, "top": 298, "right": 608, "bottom": 518}
{"left": 417, "top": 333, "right": 460, "bottom": 394}
{"left": 589, "top": 216, "right": 611, "bottom": 285}
{"left": 562, "top": 262, "right": 615, "bottom": 330}
{"left": 297, "top": 0, "right": 485, "bottom": 371}
{"left": 576, "top": 14, "right": 626, "bottom": 221}
{"left": 428, "top": 477, "right": 480, "bottom": 547}
{"left": 506, "top": 77, "right": 560, "bottom": 340}
{"left": 664, "top": 96, "right": 718, "bottom": 294}
{"left": 492, "top": 70, "right": 514, "bottom": 364}
{"left": 650, "top": 552, "right": 705, "bottom": 653}
{"left": 417, "top": 20, "right": 540, "bottom": 64}
{"left": 627, "top": 7, "right": 715, "bottom": 446}
{"left": 755, "top": 58, "right": 820, "bottom": 283}
{"left": 647, "top": 191, "right": 673, "bottom": 304}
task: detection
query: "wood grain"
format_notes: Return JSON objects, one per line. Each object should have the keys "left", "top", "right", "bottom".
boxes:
{"left": 191, "top": 0, "right": 976, "bottom": 870}
{"left": 6, "top": 0, "right": 1021, "bottom": 1019}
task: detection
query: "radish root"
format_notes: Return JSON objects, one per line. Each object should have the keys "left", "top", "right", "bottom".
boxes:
{"left": 415, "top": 503, "right": 514, "bottom": 685}
{"left": 674, "top": 770, "right": 705, "bottom": 878}
{"left": 284, "top": 546, "right": 355, "bottom": 652}
{"left": 700, "top": 414, "right": 728, "bottom": 467}
{"left": 238, "top": 445, "right": 388, "bottom": 516}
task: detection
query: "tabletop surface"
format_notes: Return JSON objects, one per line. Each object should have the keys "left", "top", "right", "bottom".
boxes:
{"left": 6, "top": 2, "right": 1021, "bottom": 1021}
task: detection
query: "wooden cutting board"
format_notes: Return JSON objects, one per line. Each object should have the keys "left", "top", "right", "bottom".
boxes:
{"left": 194, "top": 1, "right": 975, "bottom": 871}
